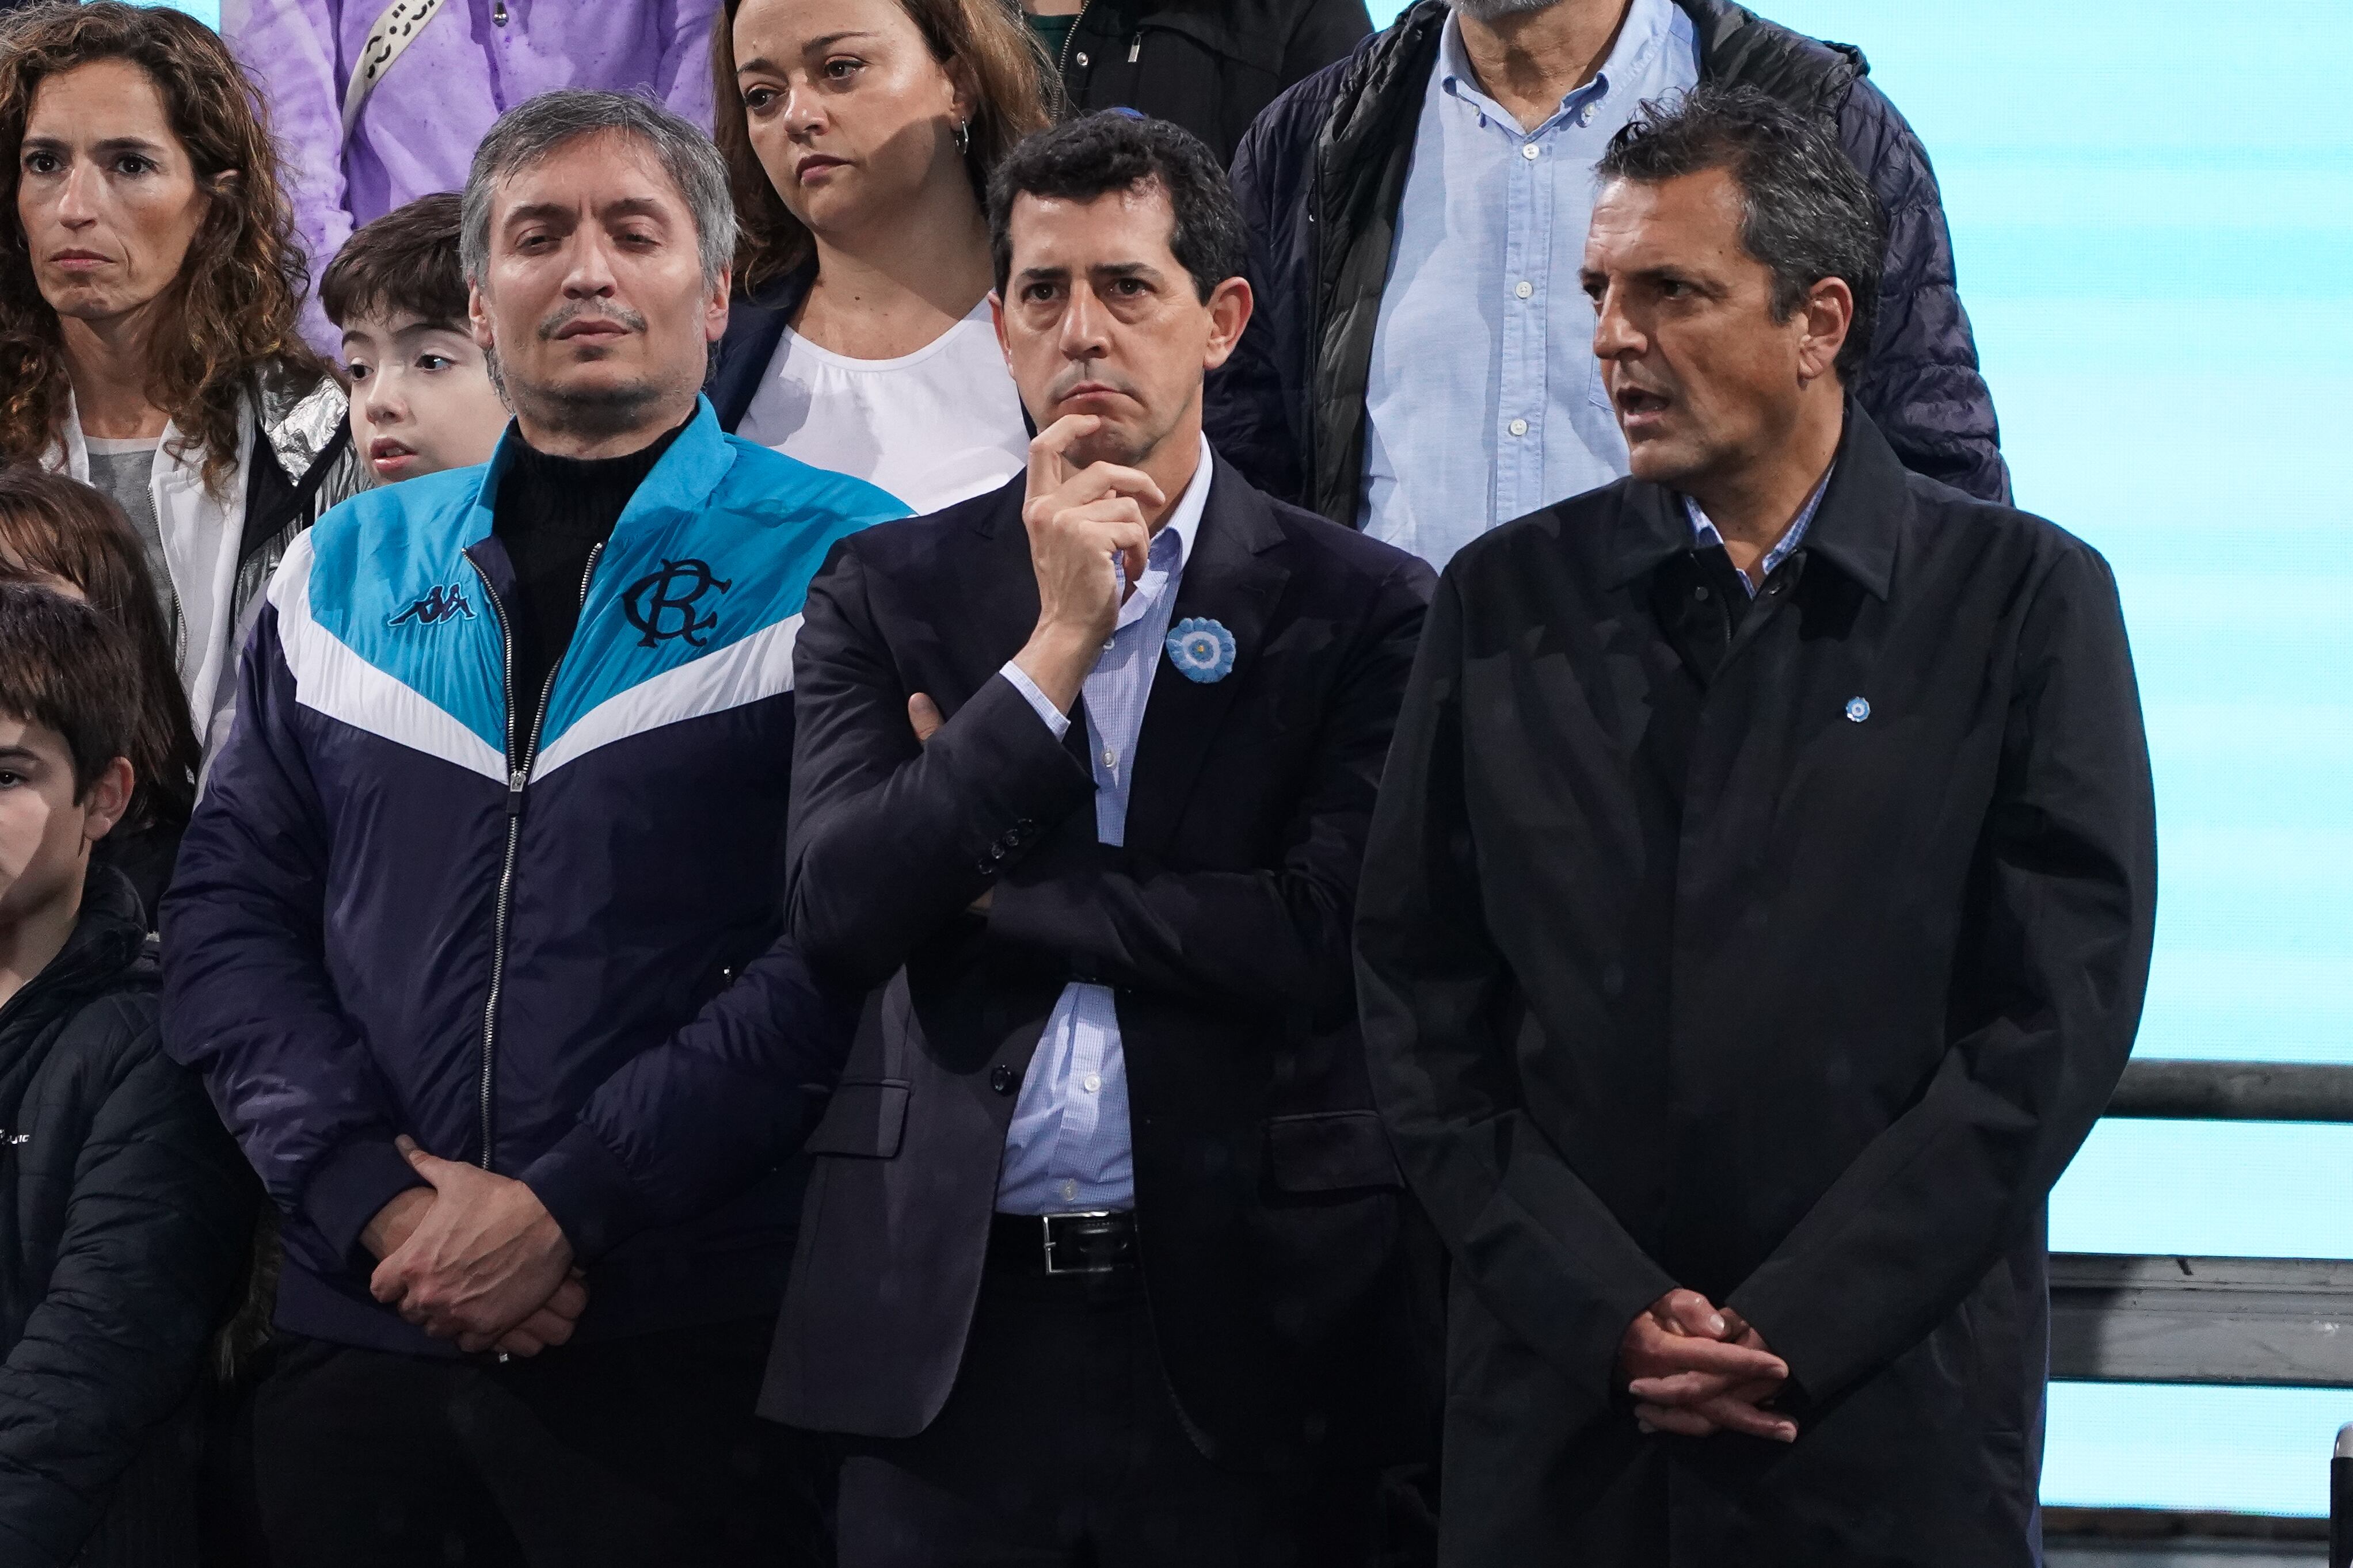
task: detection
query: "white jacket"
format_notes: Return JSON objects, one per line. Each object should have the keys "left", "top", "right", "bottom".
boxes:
{"left": 44, "top": 369, "right": 357, "bottom": 754}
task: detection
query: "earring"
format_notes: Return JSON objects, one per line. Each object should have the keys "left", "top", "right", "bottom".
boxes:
{"left": 955, "top": 119, "right": 972, "bottom": 155}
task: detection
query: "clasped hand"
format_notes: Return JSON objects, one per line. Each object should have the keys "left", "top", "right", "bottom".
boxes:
{"left": 365, "top": 1136, "right": 582, "bottom": 1356}
{"left": 1619, "top": 1288, "right": 1796, "bottom": 1443}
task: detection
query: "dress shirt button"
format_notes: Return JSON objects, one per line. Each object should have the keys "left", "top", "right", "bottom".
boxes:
{"left": 1061, "top": 1179, "right": 1079, "bottom": 1201}
{"left": 1577, "top": 102, "right": 1596, "bottom": 125}
{"left": 1083, "top": 1073, "right": 1102, "bottom": 1093}
{"left": 1514, "top": 280, "right": 1533, "bottom": 300}
{"left": 1507, "top": 418, "right": 1529, "bottom": 437}
{"left": 1521, "top": 143, "right": 1541, "bottom": 161}
{"left": 990, "top": 1064, "right": 1018, "bottom": 1095}
{"left": 1101, "top": 747, "right": 1117, "bottom": 769}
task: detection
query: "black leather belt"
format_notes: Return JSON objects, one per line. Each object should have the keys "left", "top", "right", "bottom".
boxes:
{"left": 988, "top": 1210, "right": 1137, "bottom": 1277}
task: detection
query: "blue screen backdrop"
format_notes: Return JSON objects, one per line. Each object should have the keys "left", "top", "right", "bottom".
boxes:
{"left": 157, "top": 0, "right": 2352, "bottom": 1518}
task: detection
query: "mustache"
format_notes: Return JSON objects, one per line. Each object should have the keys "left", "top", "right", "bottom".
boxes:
{"left": 536, "top": 300, "right": 648, "bottom": 341}
{"left": 1047, "top": 365, "right": 1140, "bottom": 403}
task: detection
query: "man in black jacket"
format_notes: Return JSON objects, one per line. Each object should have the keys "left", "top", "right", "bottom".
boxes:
{"left": 1027, "top": 0, "right": 1370, "bottom": 165}
{"left": 0, "top": 583, "right": 254, "bottom": 1567}
{"left": 771, "top": 113, "right": 1434, "bottom": 1565}
{"left": 1209, "top": 0, "right": 2006, "bottom": 553}
{"left": 1356, "top": 88, "right": 2154, "bottom": 1563}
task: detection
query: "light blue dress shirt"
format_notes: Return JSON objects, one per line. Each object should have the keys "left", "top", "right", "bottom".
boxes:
{"left": 1683, "top": 467, "right": 1834, "bottom": 594}
{"left": 992, "top": 436, "right": 1214, "bottom": 1214}
{"left": 1360, "top": 0, "right": 1699, "bottom": 568}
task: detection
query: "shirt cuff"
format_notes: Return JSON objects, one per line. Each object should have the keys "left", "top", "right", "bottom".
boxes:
{"left": 998, "top": 661, "right": 1071, "bottom": 740}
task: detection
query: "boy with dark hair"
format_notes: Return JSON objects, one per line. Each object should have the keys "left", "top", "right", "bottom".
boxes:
{"left": 321, "top": 193, "right": 509, "bottom": 484}
{"left": 0, "top": 582, "right": 253, "bottom": 1565}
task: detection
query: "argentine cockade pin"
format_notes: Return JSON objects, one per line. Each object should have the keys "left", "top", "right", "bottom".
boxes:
{"left": 1166, "top": 617, "right": 1238, "bottom": 684}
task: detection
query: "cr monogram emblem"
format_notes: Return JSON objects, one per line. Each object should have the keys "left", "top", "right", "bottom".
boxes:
{"left": 622, "top": 559, "right": 732, "bottom": 648}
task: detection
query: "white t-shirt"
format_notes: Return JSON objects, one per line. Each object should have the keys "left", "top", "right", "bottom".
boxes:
{"left": 737, "top": 298, "right": 1030, "bottom": 515}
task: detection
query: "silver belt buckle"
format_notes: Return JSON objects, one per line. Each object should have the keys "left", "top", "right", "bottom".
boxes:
{"left": 1041, "top": 1210, "right": 1120, "bottom": 1276}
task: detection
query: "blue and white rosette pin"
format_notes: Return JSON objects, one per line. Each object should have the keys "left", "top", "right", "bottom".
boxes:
{"left": 1166, "top": 617, "right": 1236, "bottom": 684}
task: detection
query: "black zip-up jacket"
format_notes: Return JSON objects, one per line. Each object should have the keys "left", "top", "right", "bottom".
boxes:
{"left": 1357, "top": 405, "right": 2152, "bottom": 1562}
{"left": 1050, "top": 0, "right": 1372, "bottom": 166}
{"left": 1206, "top": 0, "right": 2008, "bottom": 524}
{"left": 0, "top": 869, "right": 256, "bottom": 1567}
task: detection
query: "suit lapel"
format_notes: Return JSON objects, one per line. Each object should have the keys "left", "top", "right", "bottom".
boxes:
{"left": 1125, "top": 455, "right": 1289, "bottom": 860}
{"left": 916, "top": 478, "right": 1044, "bottom": 713}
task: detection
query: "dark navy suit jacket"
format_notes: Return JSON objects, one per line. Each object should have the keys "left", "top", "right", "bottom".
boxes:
{"left": 766, "top": 453, "right": 1437, "bottom": 1472}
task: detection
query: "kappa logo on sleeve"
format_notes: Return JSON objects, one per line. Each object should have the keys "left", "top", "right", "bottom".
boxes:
{"left": 623, "top": 559, "right": 732, "bottom": 648}
{"left": 388, "top": 585, "right": 477, "bottom": 627}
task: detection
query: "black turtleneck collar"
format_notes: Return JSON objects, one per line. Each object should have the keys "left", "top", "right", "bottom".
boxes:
{"left": 491, "top": 414, "right": 691, "bottom": 728}
{"left": 497, "top": 418, "right": 687, "bottom": 533}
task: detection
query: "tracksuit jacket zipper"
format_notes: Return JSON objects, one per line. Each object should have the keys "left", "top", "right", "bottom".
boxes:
{"left": 466, "top": 540, "right": 606, "bottom": 1169}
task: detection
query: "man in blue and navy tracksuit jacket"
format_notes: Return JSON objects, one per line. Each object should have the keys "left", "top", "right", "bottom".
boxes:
{"left": 161, "top": 91, "right": 905, "bottom": 1567}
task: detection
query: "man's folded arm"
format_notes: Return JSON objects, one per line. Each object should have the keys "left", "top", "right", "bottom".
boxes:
{"left": 1357, "top": 572, "right": 1676, "bottom": 1406}
{"left": 1727, "top": 543, "right": 2157, "bottom": 1406}
{"left": 160, "top": 605, "right": 423, "bottom": 1271}
{"left": 519, "top": 935, "right": 860, "bottom": 1264}
{"left": 1202, "top": 118, "right": 1308, "bottom": 506}
{"left": 1842, "top": 78, "right": 2010, "bottom": 505}
{"left": 988, "top": 559, "right": 1427, "bottom": 1029}
{"left": 785, "top": 540, "right": 1095, "bottom": 990}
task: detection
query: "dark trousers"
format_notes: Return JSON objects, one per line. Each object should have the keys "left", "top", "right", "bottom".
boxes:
{"left": 254, "top": 1317, "right": 830, "bottom": 1568}
{"left": 837, "top": 1259, "right": 1365, "bottom": 1568}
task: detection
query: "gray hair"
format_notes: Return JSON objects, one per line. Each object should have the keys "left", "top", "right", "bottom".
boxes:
{"left": 460, "top": 89, "right": 737, "bottom": 291}
{"left": 1596, "top": 83, "right": 1887, "bottom": 381}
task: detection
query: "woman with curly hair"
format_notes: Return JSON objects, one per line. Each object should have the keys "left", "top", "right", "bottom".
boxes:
{"left": 706, "top": 0, "right": 1055, "bottom": 513}
{"left": 0, "top": 2, "right": 359, "bottom": 756}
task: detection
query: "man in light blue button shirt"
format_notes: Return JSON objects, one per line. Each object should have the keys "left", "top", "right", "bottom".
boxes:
{"left": 774, "top": 112, "right": 1437, "bottom": 1565}
{"left": 1361, "top": 0, "right": 1697, "bottom": 565}
{"left": 1213, "top": 0, "right": 2011, "bottom": 540}
{"left": 995, "top": 434, "right": 1212, "bottom": 1214}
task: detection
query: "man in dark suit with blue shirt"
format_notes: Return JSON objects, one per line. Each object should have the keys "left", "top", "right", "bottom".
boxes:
{"left": 768, "top": 112, "right": 1436, "bottom": 1566}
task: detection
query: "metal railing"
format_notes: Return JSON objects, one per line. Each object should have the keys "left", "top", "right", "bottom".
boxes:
{"left": 2061, "top": 1058, "right": 2353, "bottom": 1563}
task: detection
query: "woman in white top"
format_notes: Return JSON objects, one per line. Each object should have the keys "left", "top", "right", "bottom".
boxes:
{"left": 0, "top": 7, "right": 359, "bottom": 757}
{"left": 707, "top": 0, "right": 1055, "bottom": 514}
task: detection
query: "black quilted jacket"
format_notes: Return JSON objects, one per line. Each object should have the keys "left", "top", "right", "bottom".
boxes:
{"left": 1206, "top": 0, "right": 2009, "bottom": 522}
{"left": 0, "top": 869, "right": 253, "bottom": 1567}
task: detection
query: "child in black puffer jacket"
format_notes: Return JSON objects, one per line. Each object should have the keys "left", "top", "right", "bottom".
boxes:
{"left": 0, "top": 583, "right": 254, "bottom": 1567}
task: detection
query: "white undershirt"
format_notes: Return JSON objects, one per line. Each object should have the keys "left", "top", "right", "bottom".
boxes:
{"left": 737, "top": 297, "right": 1030, "bottom": 515}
